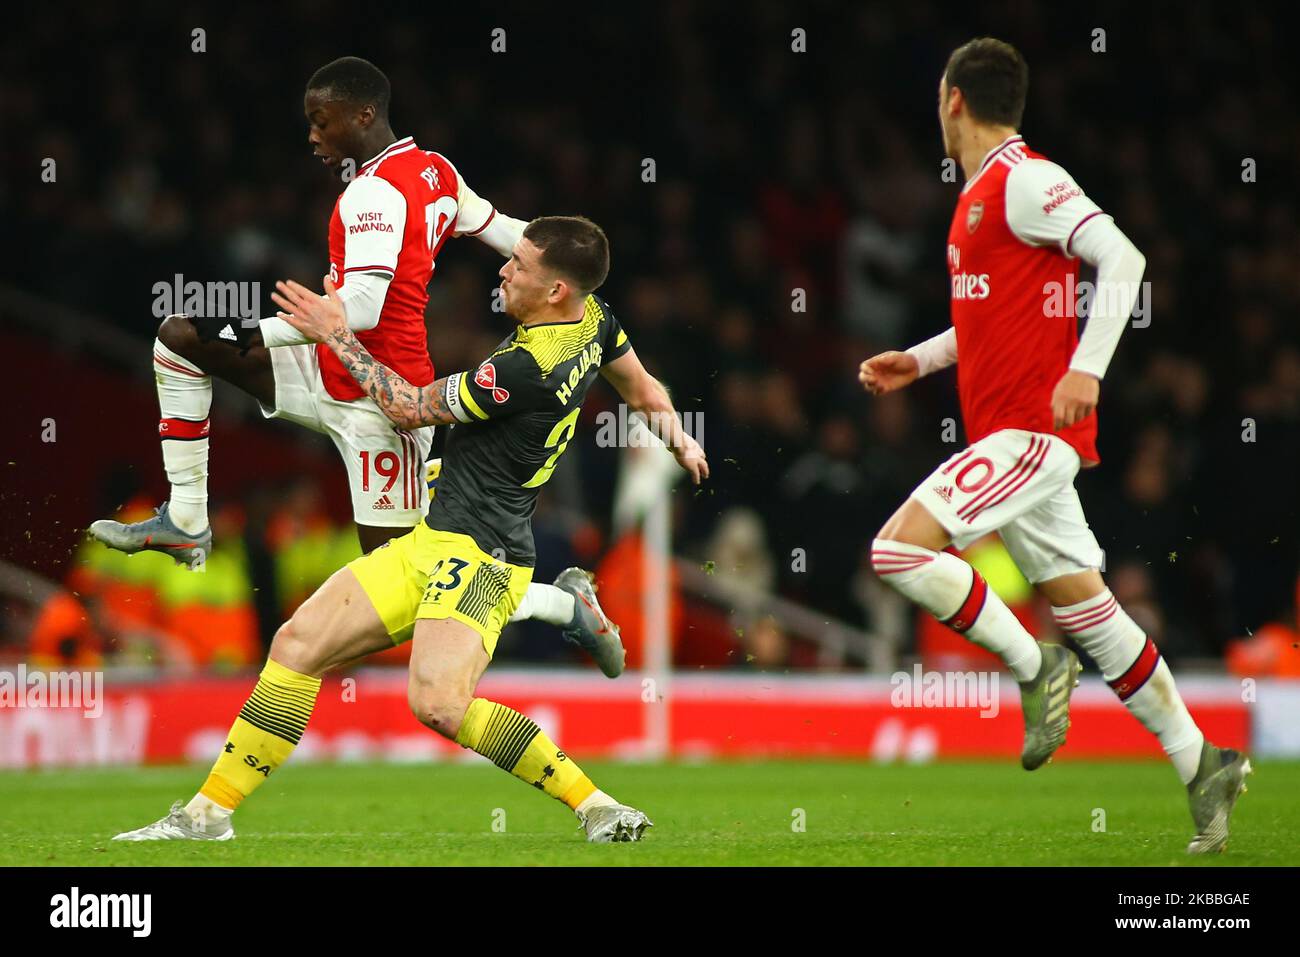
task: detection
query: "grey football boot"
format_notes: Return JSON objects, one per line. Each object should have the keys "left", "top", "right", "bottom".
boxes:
{"left": 112, "top": 801, "right": 234, "bottom": 842}
{"left": 579, "top": 804, "right": 653, "bottom": 843}
{"left": 1019, "top": 642, "right": 1082, "bottom": 770}
{"left": 1186, "top": 741, "right": 1252, "bottom": 854}
{"left": 89, "top": 501, "right": 211, "bottom": 569}
{"left": 554, "top": 567, "right": 626, "bottom": 678}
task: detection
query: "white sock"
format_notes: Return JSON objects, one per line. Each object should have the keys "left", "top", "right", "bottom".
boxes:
{"left": 574, "top": 788, "right": 619, "bottom": 819}
{"left": 154, "top": 339, "right": 212, "bottom": 535}
{"left": 185, "top": 793, "right": 233, "bottom": 830}
{"left": 1053, "top": 590, "right": 1204, "bottom": 783}
{"left": 509, "top": 582, "right": 575, "bottom": 626}
{"left": 871, "top": 539, "right": 1042, "bottom": 681}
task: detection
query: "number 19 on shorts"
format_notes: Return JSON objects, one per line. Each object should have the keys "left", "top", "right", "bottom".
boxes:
{"left": 359, "top": 450, "right": 401, "bottom": 492}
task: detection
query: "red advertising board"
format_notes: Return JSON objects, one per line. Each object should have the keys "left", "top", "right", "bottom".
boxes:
{"left": 0, "top": 671, "right": 1250, "bottom": 769}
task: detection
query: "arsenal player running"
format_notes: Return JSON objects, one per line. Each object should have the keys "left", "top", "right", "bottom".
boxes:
{"left": 859, "top": 38, "right": 1250, "bottom": 853}
{"left": 90, "top": 57, "right": 622, "bottom": 675}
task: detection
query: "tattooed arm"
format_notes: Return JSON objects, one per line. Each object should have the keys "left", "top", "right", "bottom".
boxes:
{"left": 270, "top": 277, "right": 456, "bottom": 429}
{"left": 321, "top": 328, "right": 455, "bottom": 429}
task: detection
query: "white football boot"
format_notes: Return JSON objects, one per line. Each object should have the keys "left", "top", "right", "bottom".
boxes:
{"left": 112, "top": 801, "right": 234, "bottom": 842}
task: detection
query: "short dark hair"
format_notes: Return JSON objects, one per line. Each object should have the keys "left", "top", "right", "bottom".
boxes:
{"left": 523, "top": 216, "right": 610, "bottom": 294}
{"left": 944, "top": 38, "right": 1028, "bottom": 127}
{"left": 307, "top": 56, "right": 391, "bottom": 119}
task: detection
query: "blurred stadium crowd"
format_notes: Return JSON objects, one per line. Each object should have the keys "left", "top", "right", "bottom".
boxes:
{"left": 2, "top": 2, "right": 1297, "bottom": 674}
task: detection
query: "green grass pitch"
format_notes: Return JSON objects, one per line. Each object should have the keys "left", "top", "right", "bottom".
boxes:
{"left": 2, "top": 759, "right": 1295, "bottom": 866}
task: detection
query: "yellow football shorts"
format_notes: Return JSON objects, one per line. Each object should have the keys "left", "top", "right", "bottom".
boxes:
{"left": 348, "top": 523, "right": 532, "bottom": 657}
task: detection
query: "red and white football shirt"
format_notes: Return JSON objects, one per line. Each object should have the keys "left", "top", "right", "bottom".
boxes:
{"left": 947, "top": 135, "right": 1106, "bottom": 464}
{"left": 322, "top": 138, "right": 499, "bottom": 402}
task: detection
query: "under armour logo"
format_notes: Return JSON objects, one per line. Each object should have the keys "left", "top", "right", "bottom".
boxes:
{"left": 532, "top": 764, "right": 556, "bottom": 790}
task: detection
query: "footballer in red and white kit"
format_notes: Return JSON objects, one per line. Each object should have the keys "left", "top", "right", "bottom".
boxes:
{"left": 90, "top": 57, "right": 527, "bottom": 559}
{"left": 256, "top": 136, "right": 511, "bottom": 531}
{"left": 907, "top": 132, "right": 1112, "bottom": 580}
{"left": 90, "top": 57, "right": 625, "bottom": 676}
{"left": 860, "top": 38, "right": 1251, "bottom": 855}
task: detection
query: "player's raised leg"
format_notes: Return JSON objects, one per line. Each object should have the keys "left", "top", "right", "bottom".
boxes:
{"left": 873, "top": 499, "right": 1045, "bottom": 680}
{"left": 872, "top": 501, "right": 1078, "bottom": 770}
{"left": 513, "top": 568, "right": 625, "bottom": 678}
{"left": 89, "top": 313, "right": 276, "bottom": 567}
{"left": 1038, "top": 569, "right": 1252, "bottom": 853}
{"left": 872, "top": 434, "right": 1087, "bottom": 769}
{"left": 407, "top": 614, "right": 648, "bottom": 842}
{"left": 112, "top": 565, "right": 393, "bottom": 841}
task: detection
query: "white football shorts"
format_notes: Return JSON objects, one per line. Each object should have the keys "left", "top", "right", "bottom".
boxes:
{"left": 260, "top": 343, "right": 433, "bottom": 527}
{"left": 910, "top": 428, "right": 1105, "bottom": 583}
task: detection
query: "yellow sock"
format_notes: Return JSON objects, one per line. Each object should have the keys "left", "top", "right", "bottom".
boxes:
{"left": 455, "top": 698, "right": 596, "bottom": 809}
{"left": 199, "top": 658, "right": 321, "bottom": 810}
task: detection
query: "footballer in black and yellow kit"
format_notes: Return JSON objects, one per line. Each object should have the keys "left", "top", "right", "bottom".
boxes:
{"left": 351, "top": 292, "right": 631, "bottom": 655}
{"left": 112, "top": 217, "right": 707, "bottom": 846}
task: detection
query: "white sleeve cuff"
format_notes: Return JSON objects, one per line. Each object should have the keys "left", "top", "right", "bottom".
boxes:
{"left": 906, "top": 327, "right": 958, "bottom": 378}
{"left": 259, "top": 315, "right": 311, "bottom": 348}
{"left": 471, "top": 212, "right": 527, "bottom": 258}
{"left": 260, "top": 273, "right": 390, "bottom": 348}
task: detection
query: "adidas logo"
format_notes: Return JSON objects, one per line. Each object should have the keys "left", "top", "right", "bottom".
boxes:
{"left": 934, "top": 485, "right": 954, "bottom": 504}
{"left": 373, "top": 494, "right": 395, "bottom": 510}
{"left": 219, "top": 324, "right": 237, "bottom": 342}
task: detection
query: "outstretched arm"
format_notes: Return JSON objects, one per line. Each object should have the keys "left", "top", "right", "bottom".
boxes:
{"left": 461, "top": 205, "right": 528, "bottom": 259}
{"left": 600, "top": 347, "right": 708, "bottom": 484}
{"left": 270, "top": 278, "right": 455, "bottom": 430}
{"left": 451, "top": 168, "right": 528, "bottom": 258}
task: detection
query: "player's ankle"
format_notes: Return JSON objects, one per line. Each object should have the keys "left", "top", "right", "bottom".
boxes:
{"left": 535, "top": 583, "right": 576, "bottom": 627}
{"left": 1011, "top": 641, "right": 1046, "bottom": 684}
{"left": 168, "top": 498, "right": 209, "bottom": 536}
{"left": 574, "top": 788, "right": 618, "bottom": 818}
{"left": 185, "top": 793, "right": 234, "bottom": 828}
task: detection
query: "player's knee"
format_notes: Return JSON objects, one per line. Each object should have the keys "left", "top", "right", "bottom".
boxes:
{"left": 870, "top": 537, "right": 946, "bottom": 585}
{"left": 157, "top": 313, "right": 199, "bottom": 360}
{"left": 407, "top": 680, "right": 470, "bottom": 739}
{"left": 269, "top": 615, "right": 325, "bottom": 677}
{"left": 1037, "top": 569, "right": 1106, "bottom": 608}
{"left": 877, "top": 500, "right": 949, "bottom": 551}
{"left": 876, "top": 508, "right": 911, "bottom": 544}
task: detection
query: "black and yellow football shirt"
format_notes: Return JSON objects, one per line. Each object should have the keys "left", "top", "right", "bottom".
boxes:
{"left": 426, "top": 293, "right": 631, "bottom": 566}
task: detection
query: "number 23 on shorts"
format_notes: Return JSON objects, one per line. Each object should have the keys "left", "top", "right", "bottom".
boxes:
{"left": 423, "top": 556, "right": 470, "bottom": 604}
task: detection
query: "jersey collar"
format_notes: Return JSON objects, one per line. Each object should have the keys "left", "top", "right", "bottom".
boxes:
{"left": 359, "top": 136, "right": 416, "bottom": 175}
{"left": 516, "top": 296, "right": 596, "bottom": 337}
{"left": 961, "top": 134, "right": 1024, "bottom": 194}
